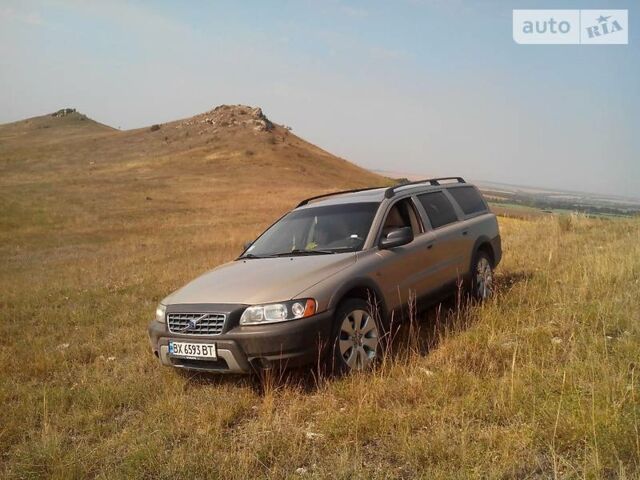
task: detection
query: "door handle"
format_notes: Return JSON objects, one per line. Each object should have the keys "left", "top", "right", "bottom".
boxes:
{"left": 462, "top": 230, "right": 468, "bottom": 236}
{"left": 426, "top": 243, "right": 433, "bottom": 249}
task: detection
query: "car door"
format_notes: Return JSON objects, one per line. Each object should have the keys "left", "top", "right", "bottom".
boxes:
{"left": 372, "top": 197, "right": 433, "bottom": 312}
{"left": 415, "top": 190, "right": 467, "bottom": 289}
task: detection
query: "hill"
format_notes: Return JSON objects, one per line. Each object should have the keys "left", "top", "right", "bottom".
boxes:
{"left": 0, "top": 108, "right": 115, "bottom": 143}
{"left": 0, "top": 104, "right": 382, "bottom": 183}
{"left": 0, "top": 106, "right": 639, "bottom": 478}
{"left": 0, "top": 105, "right": 386, "bottom": 255}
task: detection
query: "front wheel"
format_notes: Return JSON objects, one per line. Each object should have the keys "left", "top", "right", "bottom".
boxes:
{"left": 470, "top": 251, "right": 494, "bottom": 301}
{"left": 327, "top": 298, "right": 381, "bottom": 375}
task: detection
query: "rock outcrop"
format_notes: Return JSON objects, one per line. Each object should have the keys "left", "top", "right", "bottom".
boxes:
{"left": 177, "top": 104, "right": 274, "bottom": 133}
{"left": 52, "top": 108, "right": 77, "bottom": 118}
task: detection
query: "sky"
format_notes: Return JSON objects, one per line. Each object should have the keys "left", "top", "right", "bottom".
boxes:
{"left": 1, "top": 0, "right": 638, "bottom": 198}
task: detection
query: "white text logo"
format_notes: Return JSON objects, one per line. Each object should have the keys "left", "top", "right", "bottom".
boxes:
{"left": 513, "top": 9, "right": 628, "bottom": 45}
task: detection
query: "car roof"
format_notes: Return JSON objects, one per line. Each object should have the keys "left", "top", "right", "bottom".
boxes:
{"left": 296, "top": 188, "right": 389, "bottom": 209}
{"left": 296, "top": 178, "right": 475, "bottom": 210}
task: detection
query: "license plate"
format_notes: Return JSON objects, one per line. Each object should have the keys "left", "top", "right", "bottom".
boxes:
{"left": 169, "top": 341, "right": 217, "bottom": 360}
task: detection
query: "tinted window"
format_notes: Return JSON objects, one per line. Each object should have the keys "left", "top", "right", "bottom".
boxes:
{"left": 448, "top": 186, "right": 487, "bottom": 215}
{"left": 418, "top": 192, "right": 458, "bottom": 228}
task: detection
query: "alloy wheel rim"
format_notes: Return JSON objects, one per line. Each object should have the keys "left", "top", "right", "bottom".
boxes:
{"left": 338, "top": 309, "right": 379, "bottom": 370}
{"left": 475, "top": 257, "right": 493, "bottom": 299}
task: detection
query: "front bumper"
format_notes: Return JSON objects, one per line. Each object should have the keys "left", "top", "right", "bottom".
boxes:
{"left": 147, "top": 308, "right": 334, "bottom": 374}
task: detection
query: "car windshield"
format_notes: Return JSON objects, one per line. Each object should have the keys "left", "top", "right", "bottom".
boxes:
{"left": 242, "top": 202, "right": 380, "bottom": 258}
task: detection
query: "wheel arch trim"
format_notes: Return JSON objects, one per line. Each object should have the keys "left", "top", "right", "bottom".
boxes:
{"left": 328, "top": 278, "right": 388, "bottom": 319}
{"left": 470, "top": 235, "right": 496, "bottom": 271}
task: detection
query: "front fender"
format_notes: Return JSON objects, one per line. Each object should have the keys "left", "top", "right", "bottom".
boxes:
{"left": 327, "top": 277, "right": 388, "bottom": 319}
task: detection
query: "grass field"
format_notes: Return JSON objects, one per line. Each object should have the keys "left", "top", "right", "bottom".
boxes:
{"left": 1, "top": 110, "right": 639, "bottom": 478}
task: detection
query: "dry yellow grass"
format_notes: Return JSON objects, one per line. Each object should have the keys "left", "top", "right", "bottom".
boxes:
{"left": 0, "top": 109, "right": 639, "bottom": 478}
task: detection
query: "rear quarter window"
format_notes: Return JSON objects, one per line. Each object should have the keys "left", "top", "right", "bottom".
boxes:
{"left": 417, "top": 191, "right": 458, "bottom": 229}
{"left": 447, "top": 186, "right": 488, "bottom": 215}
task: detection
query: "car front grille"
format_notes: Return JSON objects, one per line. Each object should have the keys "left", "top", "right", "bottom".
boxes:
{"left": 167, "top": 312, "right": 226, "bottom": 335}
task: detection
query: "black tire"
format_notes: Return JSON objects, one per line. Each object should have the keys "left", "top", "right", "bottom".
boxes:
{"left": 325, "top": 298, "right": 382, "bottom": 375}
{"left": 470, "top": 251, "right": 494, "bottom": 301}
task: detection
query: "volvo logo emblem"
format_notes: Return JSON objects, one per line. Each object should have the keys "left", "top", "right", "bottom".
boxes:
{"left": 182, "top": 314, "right": 208, "bottom": 332}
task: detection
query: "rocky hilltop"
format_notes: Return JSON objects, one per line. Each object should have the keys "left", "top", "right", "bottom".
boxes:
{"left": 178, "top": 104, "right": 274, "bottom": 132}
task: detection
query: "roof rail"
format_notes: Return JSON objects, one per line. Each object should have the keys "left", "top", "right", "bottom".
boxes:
{"left": 296, "top": 177, "right": 466, "bottom": 207}
{"left": 296, "top": 186, "right": 385, "bottom": 208}
{"left": 384, "top": 176, "right": 465, "bottom": 198}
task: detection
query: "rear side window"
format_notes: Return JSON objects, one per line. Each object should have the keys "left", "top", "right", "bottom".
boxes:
{"left": 417, "top": 191, "right": 458, "bottom": 228}
{"left": 448, "top": 186, "right": 487, "bottom": 215}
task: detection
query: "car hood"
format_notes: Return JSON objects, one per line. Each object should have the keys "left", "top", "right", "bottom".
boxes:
{"left": 162, "top": 253, "right": 356, "bottom": 306}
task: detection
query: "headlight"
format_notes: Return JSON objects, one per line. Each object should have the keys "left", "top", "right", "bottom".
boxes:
{"left": 155, "top": 304, "right": 166, "bottom": 323}
{"left": 240, "top": 299, "right": 316, "bottom": 325}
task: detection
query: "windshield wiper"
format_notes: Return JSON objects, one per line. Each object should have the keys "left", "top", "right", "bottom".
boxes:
{"left": 243, "top": 247, "right": 355, "bottom": 259}
{"left": 272, "top": 249, "right": 336, "bottom": 257}
{"left": 239, "top": 253, "right": 274, "bottom": 259}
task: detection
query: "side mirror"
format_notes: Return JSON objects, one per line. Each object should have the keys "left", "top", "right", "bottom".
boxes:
{"left": 379, "top": 226, "right": 413, "bottom": 249}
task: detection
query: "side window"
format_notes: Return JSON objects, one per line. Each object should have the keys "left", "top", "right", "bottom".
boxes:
{"left": 447, "top": 186, "right": 487, "bottom": 215}
{"left": 380, "top": 198, "right": 422, "bottom": 239}
{"left": 418, "top": 191, "right": 458, "bottom": 229}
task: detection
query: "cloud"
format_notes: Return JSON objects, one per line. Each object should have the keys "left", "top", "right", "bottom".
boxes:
{"left": 46, "top": 0, "right": 192, "bottom": 35}
{"left": 0, "top": 6, "right": 45, "bottom": 26}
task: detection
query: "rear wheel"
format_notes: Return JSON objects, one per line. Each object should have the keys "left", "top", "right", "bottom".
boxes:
{"left": 327, "top": 298, "right": 381, "bottom": 375}
{"left": 471, "top": 251, "right": 494, "bottom": 301}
